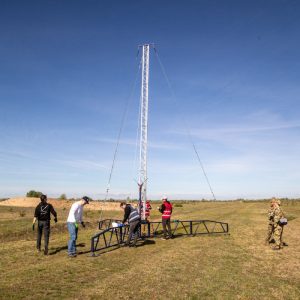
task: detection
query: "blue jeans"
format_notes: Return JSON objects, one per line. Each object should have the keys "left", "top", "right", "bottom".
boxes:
{"left": 67, "top": 222, "right": 78, "bottom": 255}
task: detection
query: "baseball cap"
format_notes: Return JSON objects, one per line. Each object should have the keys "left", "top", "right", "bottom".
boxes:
{"left": 40, "top": 194, "right": 47, "bottom": 201}
{"left": 82, "top": 196, "right": 90, "bottom": 204}
{"left": 161, "top": 196, "right": 168, "bottom": 200}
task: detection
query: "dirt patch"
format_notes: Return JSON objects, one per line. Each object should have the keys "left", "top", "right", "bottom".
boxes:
{"left": 0, "top": 197, "right": 122, "bottom": 211}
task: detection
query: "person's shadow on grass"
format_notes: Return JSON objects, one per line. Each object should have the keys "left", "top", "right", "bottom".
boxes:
{"left": 135, "top": 239, "right": 156, "bottom": 248}
{"left": 49, "top": 243, "right": 85, "bottom": 255}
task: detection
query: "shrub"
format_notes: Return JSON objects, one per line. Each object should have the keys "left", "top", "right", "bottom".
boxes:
{"left": 19, "top": 210, "right": 26, "bottom": 217}
{"left": 26, "top": 190, "right": 42, "bottom": 198}
{"left": 59, "top": 194, "right": 67, "bottom": 200}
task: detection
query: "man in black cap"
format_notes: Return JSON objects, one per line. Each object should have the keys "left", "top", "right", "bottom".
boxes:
{"left": 32, "top": 194, "right": 57, "bottom": 255}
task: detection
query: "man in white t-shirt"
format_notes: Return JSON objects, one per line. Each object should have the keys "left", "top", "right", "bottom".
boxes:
{"left": 67, "top": 196, "right": 89, "bottom": 257}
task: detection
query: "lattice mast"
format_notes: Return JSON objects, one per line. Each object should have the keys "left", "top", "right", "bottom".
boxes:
{"left": 138, "top": 44, "right": 150, "bottom": 220}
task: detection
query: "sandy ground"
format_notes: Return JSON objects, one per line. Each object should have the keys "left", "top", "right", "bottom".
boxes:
{"left": 0, "top": 197, "right": 121, "bottom": 211}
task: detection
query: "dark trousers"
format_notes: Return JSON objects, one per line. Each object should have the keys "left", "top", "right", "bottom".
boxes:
{"left": 126, "top": 220, "right": 140, "bottom": 246}
{"left": 162, "top": 218, "right": 172, "bottom": 238}
{"left": 37, "top": 220, "right": 50, "bottom": 250}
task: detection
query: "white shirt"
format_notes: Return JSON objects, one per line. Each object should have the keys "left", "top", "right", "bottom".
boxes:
{"left": 67, "top": 201, "right": 84, "bottom": 223}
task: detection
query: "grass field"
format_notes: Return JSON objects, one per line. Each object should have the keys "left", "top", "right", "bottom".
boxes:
{"left": 0, "top": 200, "right": 300, "bottom": 299}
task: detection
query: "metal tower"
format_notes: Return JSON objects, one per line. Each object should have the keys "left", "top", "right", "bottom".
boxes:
{"left": 138, "top": 44, "right": 150, "bottom": 220}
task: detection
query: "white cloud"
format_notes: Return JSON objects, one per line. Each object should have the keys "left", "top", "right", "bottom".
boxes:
{"left": 90, "top": 137, "right": 185, "bottom": 150}
{"left": 170, "top": 111, "right": 300, "bottom": 141}
{"left": 56, "top": 159, "right": 108, "bottom": 171}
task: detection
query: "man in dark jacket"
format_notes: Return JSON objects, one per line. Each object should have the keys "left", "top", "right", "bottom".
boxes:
{"left": 120, "top": 202, "right": 140, "bottom": 247}
{"left": 32, "top": 194, "right": 57, "bottom": 255}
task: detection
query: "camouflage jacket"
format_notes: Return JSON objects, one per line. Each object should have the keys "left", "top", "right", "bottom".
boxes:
{"left": 273, "top": 206, "right": 284, "bottom": 224}
{"left": 267, "top": 207, "right": 275, "bottom": 224}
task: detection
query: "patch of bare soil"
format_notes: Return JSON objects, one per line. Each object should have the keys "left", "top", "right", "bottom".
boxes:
{"left": 0, "top": 197, "right": 121, "bottom": 211}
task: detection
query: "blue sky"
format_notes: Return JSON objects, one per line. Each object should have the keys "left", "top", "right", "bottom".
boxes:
{"left": 0, "top": 0, "right": 300, "bottom": 199}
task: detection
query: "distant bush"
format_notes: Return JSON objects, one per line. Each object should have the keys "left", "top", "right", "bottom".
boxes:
{"left": 19, "top": 210, "right": 26, "bottom": 217}
{"left": 174, "top": 203, "right": 183, "bottom": 207}
{"left": 59, "top": 194, "right": 67, "bottom": 200}
{"left": 26, "top": 190, "right": 42, "bottom": 198}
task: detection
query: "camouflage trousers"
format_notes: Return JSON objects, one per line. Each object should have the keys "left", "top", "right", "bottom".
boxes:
{"left": 266, "top": 223, "right": 274, "bottom": 242}
{"left": 273, "top": 224, "right": 283, "bottom": 247}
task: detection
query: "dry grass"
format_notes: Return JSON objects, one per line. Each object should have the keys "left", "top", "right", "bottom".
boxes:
{"left": 0, "top": 201, "right": 300, "bottom": 299}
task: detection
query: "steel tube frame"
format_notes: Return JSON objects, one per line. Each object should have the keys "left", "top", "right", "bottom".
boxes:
{"left": 91, "top": 219, "right": 229, "bottom": 256}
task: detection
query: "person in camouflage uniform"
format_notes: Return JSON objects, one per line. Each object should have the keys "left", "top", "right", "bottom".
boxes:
{"left": 272, "top": 199, "right": 288, "bottom": 250}
{"left": 265, "top": 198, "right": 276, "bottom": 244}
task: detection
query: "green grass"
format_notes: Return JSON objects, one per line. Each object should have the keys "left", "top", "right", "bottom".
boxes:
{"left": 0, "top": 201, "right": 300, "bottom": 299}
